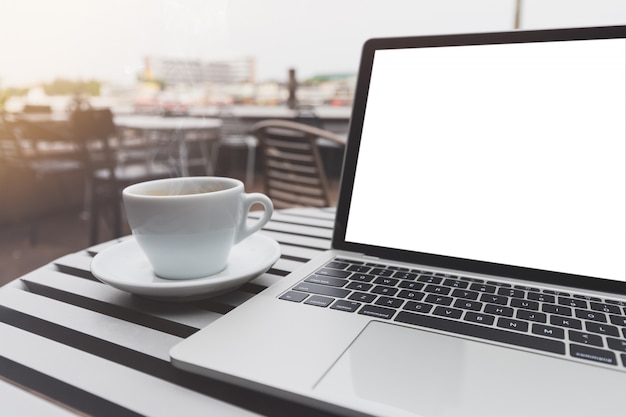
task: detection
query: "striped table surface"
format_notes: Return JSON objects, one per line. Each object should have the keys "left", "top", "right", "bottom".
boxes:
{"left": 0, "top": 207, "right": 336, "bottom": 417}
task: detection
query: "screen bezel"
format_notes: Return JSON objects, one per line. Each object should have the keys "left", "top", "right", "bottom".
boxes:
{"left": 333, "top": 25, "right": 626, "bottom": 295}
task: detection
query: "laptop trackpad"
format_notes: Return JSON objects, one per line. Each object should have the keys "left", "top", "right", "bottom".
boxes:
{"left": 314, "top": 321, "right": 622, "bottom": 417}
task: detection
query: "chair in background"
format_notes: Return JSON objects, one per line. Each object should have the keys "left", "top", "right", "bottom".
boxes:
{"left": 294, "top": 106, "right": 344, "bottom": 179}
{"left": 294, "top": 105, "right": 325, "bottom": 129}
{"left": 72, "top": 108, "right": 173, "bottom": 244}
{"left": 214, "top": 108, "right": 258, "bottom": 187}
{"left": 252, "top": 119, "right": 345, "bottom": 208}
{"left": 0, "top": 116, "right": 84, "bottom": 244}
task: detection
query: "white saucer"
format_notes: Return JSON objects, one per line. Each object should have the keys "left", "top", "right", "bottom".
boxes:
{"left": 91, "top": 234, "right": 280, "bottom": 301}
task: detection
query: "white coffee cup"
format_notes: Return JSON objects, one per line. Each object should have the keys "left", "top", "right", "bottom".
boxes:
{"left": 122, "top": 176, "right": 273, "bottom": 280}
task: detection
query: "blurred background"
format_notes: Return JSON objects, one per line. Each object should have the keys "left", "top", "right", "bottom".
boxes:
{"left": 1, "top": 0, "right": 625, "bottom": 284}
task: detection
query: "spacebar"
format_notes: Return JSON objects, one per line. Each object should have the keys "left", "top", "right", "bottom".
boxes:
{"left": 395, "top": 311, "right": 565, "bottom": 355}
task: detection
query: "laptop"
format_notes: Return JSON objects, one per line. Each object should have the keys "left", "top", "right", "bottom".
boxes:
{"left": 171, "top": 26, "right": 626, "bottom": 417}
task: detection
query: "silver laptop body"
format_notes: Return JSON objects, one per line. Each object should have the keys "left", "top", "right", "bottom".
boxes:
{"left": 171, "top": 26, "right": 626, "bottom": 417}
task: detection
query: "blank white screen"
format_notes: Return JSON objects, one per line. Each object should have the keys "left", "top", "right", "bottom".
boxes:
{"left": 345, "top": 38, "right": 626, "bottom": 281}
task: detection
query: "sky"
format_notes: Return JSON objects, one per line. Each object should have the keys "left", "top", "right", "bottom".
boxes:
{"left": 1, "top": 0, "right": 625, "bottom": 88}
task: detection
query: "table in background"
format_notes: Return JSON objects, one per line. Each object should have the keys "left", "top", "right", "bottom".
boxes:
{"left": 0, "top": 207, "right": 336, "bottom": 417}
{"left": 113, "top": 115, "right": 223, "bottom": 176}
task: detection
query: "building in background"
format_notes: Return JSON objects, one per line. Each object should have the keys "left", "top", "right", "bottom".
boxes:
{"left": 133, "top": 56, "right": 256, "bottom": 111}
{"left": 135, "top": 56, "right": 355, "bottom": 110}
{"left": 143, "top": 56, "right": 255, "bottom": 86}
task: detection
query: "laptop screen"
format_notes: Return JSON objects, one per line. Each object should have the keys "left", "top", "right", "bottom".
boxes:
{"left": 336, "top": 26, "right": 626, "bottom": 292}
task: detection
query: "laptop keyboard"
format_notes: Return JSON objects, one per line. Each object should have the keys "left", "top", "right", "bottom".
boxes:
{"left": 279, "top": 258, "right": 626, "bottom": 369}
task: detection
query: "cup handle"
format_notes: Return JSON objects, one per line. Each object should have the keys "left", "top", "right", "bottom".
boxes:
{"left": 235, "top": 193, "right": 274, "bottom": 244}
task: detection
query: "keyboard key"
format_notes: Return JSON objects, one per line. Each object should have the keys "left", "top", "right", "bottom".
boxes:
{"left": 304, "top": 295, "right": 334, "bottom": 307}
{"left": 558, "top": 297, "right": 588, "bottom": 309}
{"left": 304, "top": 275, "right": 348, "bottom": 287}
{"left": 470, "top": 283, "right": 496, "bottom": 293}
{"left": 585, "top": 322, "right": 620, "bottom": 337}
{"left": 453, "top": 299, "right": 483, "bottom": 311}
{"left": 516, "top": 310, "right": 547, "bottom": 323}
{"left": 393, "top": 271, "right": 417, "bottom": 280}
{"left": 532, "top": 324, "right": 565, "bottom": 339}
{"left": 510, "top": 299, "right": 539, "bottom": 311}
{"left": 375, "top": 296, "right": 404, "bottom": 309}
{"left": 590, "top": 302, "right": 622, "bottom": 315}
{"left": 388, "top": 266, "right": 409, "bottom": 271}
{"left": 374, "top": 277, "right": 400, "bottom": 287}
{"left": 330, "top": 300, "right": 361, "bottom": 313}
{"left": 397, "top": 290, "right": 425, "bottom": 301}
{"left": 527, "top": 292, "right": 555, "bottom": 303}
{"left": 575, "top": 309, "right": 607, "bottom": 323}
{"left": 395, "top": 311, "right": 565, "bottom": 354}
{"left": 443, "top": 279, "right": 468, "bottom": 289}
{"left": 487, "top": 281, "right": 511, "bottom": 288}
{"left": 417, "top": 275, "right": 442, "bottom": 284}
{"left": 403, "top": 301, "right": 433, "bottom": 314}
{"left": 569, "top": 330, "right": 603, "bottom": 347}
{"left": 433, "top": 306, "right": 463, "bottom": 320}
{"left": 542, "top": 304, "right": 572, "bottom": 316}
{"left": 371, "top": 285, "right": 399, "bottom": 296}
{"left": 484, "top": 304, "right": 514, "bottom": 317}
{"left": 348, "top": 292, "right": 376, "bottom": 303}
{"left": 326, "top": 261, "right": 349, "bottom": 270}
{"left": 451, "top": 289, "right": 479, "bottom": 300}
{"left": 346, "top": 281, "right": 373, "bottom": 292}
{"left": 292, "top": 282, "right": 351, "bottom": 298}
{"left": 514, "top": 285, "right": 540, "bottom": 292}
{"left": 279, "top": 291, "right": 308, "bottom": 303}
{"left": 347, "top": 265, "right": 371, "bottom": 273}
{"left": 609, "top": 315, "right": 626, "bottom": 327}
{"left": 497, "top": 318, "right": 529, "bottom": 332}
{"left": 349, "top": 273, "right": 375, "bottom": 282}
{"left": 550, "top": 316, "right": 582, "bottom": 330}
{"left": 316, "top": 268, "right": 351, "bottom": 278}
{"left": 359, "top": 305, "right": 396, "bottom": 320}
{"left": 607, "top": 338, "right": 626, "bottom": 353}
{"left": 460, "top": 276, "right": 484, "bottom": 283}
{"left": 573, "top": 294, "right": 601, "bottom": 302}
{"left": 424, "top": 285, "right": 451, "bottom": 295}
{"left": 544, "top": 290, "right": 570, "bottom": 296}
{"left": 370, "top": 268, "right": 394, "bottom": 277}
{"left": 497, "top": 288, "right": 525, "bottom": 298}
{"left": 398, "top": 281, "right": 424, "bottom": 291}
{"left": 622, "top": 354, "right": 626, "bottom": 367}
{"left": 570, "top": 344, "right": 617, "bottom": 366}
{"left": 480, "top": 294, "right": 508, "bottom": 305}
{"left": 464, "top": 312, "right": 495, "bottom": 326}
{"left": 425, "top": 294, "right": 453, "bottom": 306}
